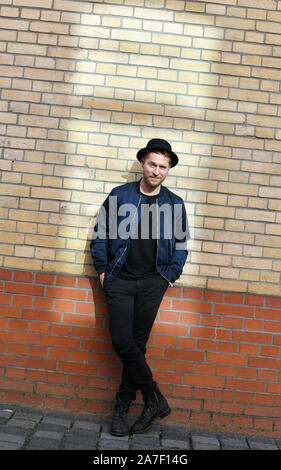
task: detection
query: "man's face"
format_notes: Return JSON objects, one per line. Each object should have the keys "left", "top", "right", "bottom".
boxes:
{"left": 141, "top": 152, "right": 171, "bottom": 189}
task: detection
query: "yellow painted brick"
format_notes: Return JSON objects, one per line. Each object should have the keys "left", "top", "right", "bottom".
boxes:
{"left": 249, "top": 283, "right": 281, "bottom": 296}
{"left": 56, "top": 250, "right": 76, "bottom": 262}
{"left": 4, "top": 256, "right": 43, "bottom": 270}
{"left": 196, "top": 205, "right": 235, "bottom": 218}
{"left": 43, "top": 260, "right": 83, "bottom": 275}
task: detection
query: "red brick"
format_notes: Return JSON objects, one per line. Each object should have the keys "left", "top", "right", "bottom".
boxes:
{"left": 0, "top": 306, "right": 21, "bottom": 318}
{"left": 7, "top": 343, "right": 26, "bottom": 354}
{"left": 56, "top": 275, "right": 76, "bottom": 287}
{"left": 37, "top": 383, "right": 75, "bottom": 397}
{"left": 47, "top": 372, "right": 67, "bottom": 384}
{"left": 46, "top": 286, "right": 86, "bottom": 301}
{"left": 24, "top": 395, "right": 43, "bottom": 407}
{"left": 69, "top": 350, "right": 90, "bottom": 362}
{"left": 260, "top": 345, "right": 280, "bottom": 357}
{"left": 153, "top": 322, "right": 188, "bottom": 335}
{"left": 256, "top": 307, "right": 280, "bottom": 320}
{"left": 165, "top": 348, "right": 204, "bottom": 362}
{"left": 77, "top": 277, "right": 96, "bottom": 289}
{"left": 176, "top": 337, "right": 197, "bottom": 348}
{"left": 35, "top": 273, "right": 55, "bottom": 284}
{"left": 22, "top": 308, "right": 61, "bottom": 322}
{"left": 244, "top": 319, "right": 264, "bottom": 330}
{"left": 236, "top": 367, "right": 256, "bottom": 379}
{"left": 46, "top": 397, "right": 64, "bottom": 408}
{"left": 182, "top": 288, "right": 203, "bottom": 300}
{"left": 160, "top": 310, "right": 180, "bottom": 322}
{"left": 232, "top": 330, "right": 272, "bottom": 344}
{"left": 197, "top": 339, "right": 216, "bottom": 351}
{"left": 4, "top": 391, "right": 23, "bottom": 404}
{"left": 54, "top": 299, "right": 75, "bottom": 311}
{"left": 225, "top": 378, "right": 265, "bottom": 392}
{"left": 218, "top": 341, "right": 238, "bottom": 353}
{"left": 155, "top": 334, "right": 175, "bottom": 347}
{"left": 204, "top": 290, "right": 223, "bottom": 302}
{"left": 266, "top": 297, "right": 281, "bottom": 308}
{"left": 14, "top": 271, "right": 33, "bottom": 283}
{"left": 216, "top": 365, "right": 235, "bottom": 376}
{"left": 173, "top": 299, "right": 212, "bottom": 313}
{"left": 190, "top": 411, "right": 211, "bottom": 424}
{"left": 63, "top": 312, "right": 95, "bottom": 326}
{"left": 5, "top": 282, "right": 45, "bottom": 296}
{"left": 224, "top": 293, "right": 244, "bottom": 304}
{"left": 165, "top": 286, "right": 182, "bottom": 297}
{"left": 13, "top": 295, "right": 33, "bottom": 307}
{"left": 215, "top": 303, "right": 254, "bottom": 317}
{"left": 254, "top": 417, "right": 274, "bottom": 431}
{"left": 154, "top": 370, "right": 182, "bottom": 384}
{"left": 76, "top": 302, "right": 95, "bottom": 314}
{"left": 18, "top": 356, "right": 57, "bottom": 370}
{"left": 41, "top": 335, "right": 80, "bottom": 348}
{"left": 6, "top": 368, "right": 25, "bottom": 379}
{"left": 0, "top": 269, "right": 13, "bottom": 280}
{"left": 9, "top": 319, "right": 28, "bottom": 330}
{"left": 207, "top": 352, "right": 246, "bottom": 366}
{"left": 69, "top": 374, "right": 88, "bottom": 386}
{"left": 183, "top": 374, "right": 224, "bottom": 388}
{"left": 58, "top": 361, "right": 98, "bottom": 375}
{"left": 249, "top": 356, "right": 281, "bottom": 369}
{"left": 1, "top": 330, "right": 38, "bottom": 344}
{"left": 245, "top": 294, "right": 264, "bottom": 306}
{"left": 239, "top": 343, "right": 259, "bottom": 355}
{"left": 195, "top": 363, "right": 215, "bottom": 375}
{"left": 49, "top": 347, "right": 68, "bottom": 359}
{"left": 29, "top": 345, "right": 48, "bottom": 357}
{"left": 1, "top": 378, "right": 34, "bottom": 393}
{"left": 0, "top": 293, "right": 12, "bottom": 305}
{"left": 181, "top": 312, "right": 201, "bottom": 324}
{"left": 235, "top": 391, "right": 255, "bottom": 403}
{"left": 30, "top": 321, "right": 50, "bottom": 334}
{"left": 265, "top": 321, "right": 281, "bottom": 333}
{"left": 34, "top": 297, "right": 54, "bottom": 309}
{"left": 256, "top": 393, "right": 275, "bottom": 405}
{"left": 50, "top": 323, "right": 70, "bottom": 335}
{"left": 174, "top": 361, "right": 193, "bottom": 373}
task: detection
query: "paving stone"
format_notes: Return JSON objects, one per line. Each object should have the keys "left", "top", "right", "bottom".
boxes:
{"left": 27, "top": 438, "right": 61, "bottom": 450}
{"left": 191, "top": 435, "right": 220, "bottom": 448}
{"left": 161, "top": 438, "right": 190, "bottom": 449}
{"left": 98, "top": 438, "right": 130, "bottom": 450}
{"left": 220, "top": 437, "right": 249, "bottom": 450}
{"left": 72, "top": 420, "right": 101, "bottom": 433}
{"left": 42, "top": 416, "right": 72, "bottom": 428}
{"left": 33, "top": 429, "right": 64, "bottom": 441}
{"left": 247, "top": 436, "right": 279, "bottom": 450}
{"left": 6, "top": 418, "right": 38, "bottom": 430}
{"left": 0, "top": 432, "right": 26, "bottom": 446}
{"left": 0, "top": 409, "right": 14, "bottom": 420}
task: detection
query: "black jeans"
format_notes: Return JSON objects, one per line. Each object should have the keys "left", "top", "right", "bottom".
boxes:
{"left": 103, "top": 274, "right": 168, "bottom": 401}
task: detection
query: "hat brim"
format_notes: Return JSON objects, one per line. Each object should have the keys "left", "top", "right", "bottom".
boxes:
{"left": 136, "top": 146, "right": 178, "bottom": 168}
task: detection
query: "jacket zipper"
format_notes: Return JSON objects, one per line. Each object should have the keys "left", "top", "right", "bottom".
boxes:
{"left": 106, "top": 193, "right": 143, "bottom": 279}
{"left": 155, "top": 197, "right": 173, "bottom": 287}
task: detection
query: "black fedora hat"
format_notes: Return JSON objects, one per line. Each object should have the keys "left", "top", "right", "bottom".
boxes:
{"left": 136, "top": 138, "right": 178, "bottom": 168}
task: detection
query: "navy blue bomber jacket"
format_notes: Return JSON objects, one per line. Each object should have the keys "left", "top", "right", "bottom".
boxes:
{"left": 90, "top": 180, "right": 189, "bottom": 286}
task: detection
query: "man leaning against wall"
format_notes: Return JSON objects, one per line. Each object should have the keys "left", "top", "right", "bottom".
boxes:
{"left": 90, "top": 138, "right": 189, "bottom": 436}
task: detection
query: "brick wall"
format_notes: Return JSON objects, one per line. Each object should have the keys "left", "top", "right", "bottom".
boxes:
{"left": 0, "top": 0, "right": 281, "bottom": 436}
{"left": 0, "top": 0, "right": 280, "bottom": 294}
{"left": 1, "top": 268, "right": 281, "bottom": 436}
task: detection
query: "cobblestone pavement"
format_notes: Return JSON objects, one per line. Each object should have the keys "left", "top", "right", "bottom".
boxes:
{"left": 0, "top": 403, "right": 280, "bottom": 451}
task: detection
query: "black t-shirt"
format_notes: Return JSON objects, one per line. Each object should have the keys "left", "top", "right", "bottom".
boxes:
{"left": 117, "top": 193, "right": 158, "bottom": 280}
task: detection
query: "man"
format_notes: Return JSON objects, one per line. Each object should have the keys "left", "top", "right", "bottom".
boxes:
{"left": 90, "top": 138, "right": 189, "bottom": 436}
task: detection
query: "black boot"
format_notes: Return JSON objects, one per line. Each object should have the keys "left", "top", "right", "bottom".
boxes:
{"left": 155, "top": 385, "right": 171, "bottom": 419}
{"left": 110, "top": 396, "right": 132, "bottom": 437}
{"left": 130, "top": 388, "right": 171, "bottom": 434}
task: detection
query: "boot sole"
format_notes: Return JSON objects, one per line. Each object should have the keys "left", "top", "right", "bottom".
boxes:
{"left": 110, "top": 430, "right": 129, "bottom": 437}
